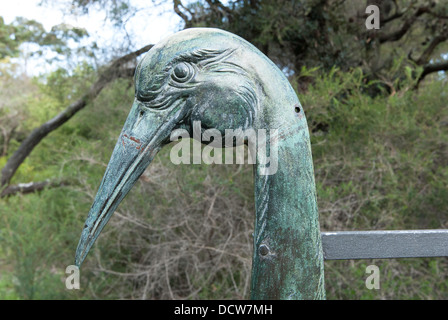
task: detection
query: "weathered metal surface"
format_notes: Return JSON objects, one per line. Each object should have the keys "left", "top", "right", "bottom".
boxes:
{"left": 322, "top": 229, "right": 448, "bottom": 260}
{"left": 75, "top": 28, "right": 325, "bottom": 300}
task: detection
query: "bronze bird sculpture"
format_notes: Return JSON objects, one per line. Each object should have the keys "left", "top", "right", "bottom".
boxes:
{"left": 75, "top": 28, "right": 325, "bottom": 299}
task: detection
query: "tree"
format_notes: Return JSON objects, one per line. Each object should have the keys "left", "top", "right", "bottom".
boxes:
{"left": 171, "top": 0, "right": 448, "bottom": 83}
{"left": 0, "top": 16, "right": 89, "bottom": 60}
{"left": 0, "top": 43, "right": 153, "bottom": 188}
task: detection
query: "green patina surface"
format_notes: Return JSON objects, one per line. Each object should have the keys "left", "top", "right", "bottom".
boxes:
{"left": 75, "top": 28, "right": 325, "bottom": 299}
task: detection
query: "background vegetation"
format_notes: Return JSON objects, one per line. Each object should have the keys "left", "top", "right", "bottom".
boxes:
{"left": 0, "top": 0, "right": 447, "bottom": 299}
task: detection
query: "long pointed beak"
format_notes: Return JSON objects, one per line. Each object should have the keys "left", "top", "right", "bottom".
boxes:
{"left": 75, "top": 99, "right": 185, "bottom": 267}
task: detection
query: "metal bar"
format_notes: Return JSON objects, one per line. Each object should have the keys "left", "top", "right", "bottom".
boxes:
{"left": 321, "top": 229, "right": 448, "bottom": 260}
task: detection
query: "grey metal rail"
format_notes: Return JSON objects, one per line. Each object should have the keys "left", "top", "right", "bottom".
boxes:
{"left": 322, "top": 229, "right": 448, "bottom": 260}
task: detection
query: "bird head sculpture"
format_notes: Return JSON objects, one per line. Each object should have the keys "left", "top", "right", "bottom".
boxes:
{"left": 75, "top": 28, "right": 325, "bottom": 299}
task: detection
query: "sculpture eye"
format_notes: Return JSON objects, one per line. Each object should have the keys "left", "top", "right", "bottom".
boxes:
{"left": 172, "top": 62, "right": 194, "bottom": 82}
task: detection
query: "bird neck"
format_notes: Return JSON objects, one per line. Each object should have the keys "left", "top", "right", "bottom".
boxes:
{"left": 249, "top": 65, "right": 325, "bottom": 299}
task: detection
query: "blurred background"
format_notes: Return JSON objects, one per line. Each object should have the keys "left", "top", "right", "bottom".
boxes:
{"left": 0, "top": 0, "right": 447, "bottom": 300}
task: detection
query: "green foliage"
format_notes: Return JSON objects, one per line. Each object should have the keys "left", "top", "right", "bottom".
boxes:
{"left": 37, "top": 62, "right": 95, "bottom": 104}
{"left": 2, "top": 63, "right": 447, "bottom": 299}
{"left": 298, "top": 68, "right": 448, "bottom": 299}
{"left": 0, "top": 188, "right": 87, "bottom": 299}
{"left": 0, "top": 70, "right": 132, "bottom": 299}
{"left": 0, "top": 16, "right": 88, "bottom": 60}
{"left": 178, "top": 0, "right": 448, "bottom": 88}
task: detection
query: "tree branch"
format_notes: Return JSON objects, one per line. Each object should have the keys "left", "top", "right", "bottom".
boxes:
{"left": 378, "top": 6, "right": 431, "bottom": 44}
{"left": 173, "top": 0, "right": 191, "bottom": 27}
{"left": 417, "top": 60, "right": 448, "bottom": 85}
{"left": 416, "top": 32, "right": 448, "bottom": 65}
{"left": 381, "top": 10, "right": 404, "bottom": 25}
{"left": 205, "top": 0, "right": 232, "bottom": 15}
{"left": 0, "top": 179, "right": 68, "bottom": 197}
{"left": 0, "top": 44, "right": 153, "bottom": 187}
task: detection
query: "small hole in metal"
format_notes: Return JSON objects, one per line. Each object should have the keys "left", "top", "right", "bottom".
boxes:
{"left": 259, "top": 244, "right": 269, "bottom": 256}
{"left": 294, "top": 106, "right": 301, "bottom": 113}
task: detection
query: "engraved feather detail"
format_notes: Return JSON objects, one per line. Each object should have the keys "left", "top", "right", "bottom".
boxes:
{"left": 135, "top": 48, "right": 235, "bottom": 105}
